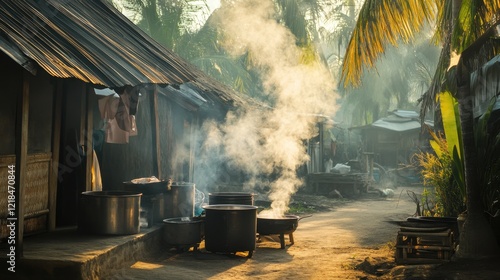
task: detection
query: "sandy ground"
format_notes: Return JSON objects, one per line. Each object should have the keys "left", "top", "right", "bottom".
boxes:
{"left": 105, "top": 184, "right": 500, "bottom": 280}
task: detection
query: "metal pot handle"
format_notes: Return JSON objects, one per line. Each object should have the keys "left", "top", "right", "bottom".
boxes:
{"left": 298, "top": 214, "right": 313, "bottom": 221}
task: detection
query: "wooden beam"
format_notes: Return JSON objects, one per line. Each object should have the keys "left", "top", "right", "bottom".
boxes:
{"left": 188, "top": 114, "right": 198, "bottom": 183}
{"left": 14, "top": 70, "right": 30, "bottom": 257}
{"left": 318, "top": 122, "right": 324, "bottom": 172}
{"left": 85, "top": 86, "right": 94, "bottom": 191}
{"left": 152, "top": 86, "right": 162, "bottom": 179}
{"left": 48, "top": 80, "right": 63, "bottom": 230}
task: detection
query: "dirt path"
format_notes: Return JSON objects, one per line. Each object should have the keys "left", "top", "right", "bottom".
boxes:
{"left": 104, "top": 185, "right": 417, "bottom": 279}
{"left": 105, "top": 185, "right": 500, "bottom": 279}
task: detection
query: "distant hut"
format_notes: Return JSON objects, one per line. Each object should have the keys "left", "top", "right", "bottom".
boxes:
{"left": 350, "top": 110, "right": 434, "bottom": 168}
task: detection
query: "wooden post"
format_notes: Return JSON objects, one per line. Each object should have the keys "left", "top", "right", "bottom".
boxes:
{"left": 363, "top": 152, "right": 374, "bottom": 192}
{"left": 152, "top": 85, "right": 162, "bottom": 179}
{"left": 48, "top": 80, "right": 63, "bottom": 230}
{"left": 14, "top": 71, "right": 30, "bottom": 257}
{"left": 318, "top": 121, "right": 324, "bottom": 172}
{"left": 84, "top": 86, "right": 94, "bottom": 191}
{"left": 188, "top": 114, "right": 198, "bottom": 183}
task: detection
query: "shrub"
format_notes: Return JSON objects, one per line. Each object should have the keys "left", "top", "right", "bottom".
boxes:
{"left": 415, "top": 133, "right": 465, "bottom": 217}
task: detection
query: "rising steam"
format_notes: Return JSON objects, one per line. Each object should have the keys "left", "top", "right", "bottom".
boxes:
{"left": 197, "top": 0, "right": 338, "bottom": 217}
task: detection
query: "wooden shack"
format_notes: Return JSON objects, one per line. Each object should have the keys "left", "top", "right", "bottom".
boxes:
{"left": 0, "top": 0, "right": 253, "bottom": 255}
{"left": 350, "top": 110, "right": 433, "bottom": 168}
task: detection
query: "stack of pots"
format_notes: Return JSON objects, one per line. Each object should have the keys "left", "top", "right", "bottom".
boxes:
{"left": 203, "top": 192, "right": 257, "bottom": 258}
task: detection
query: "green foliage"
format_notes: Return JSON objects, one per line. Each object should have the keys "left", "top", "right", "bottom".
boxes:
{"left": 475, "top": 97, "right": 500, "bottom": 217}
{"left": 416, "top": 134, "right": 465, "bottom": 217}
{"left": 421, "top": 94, "right": 500, "bottom": 218}
{"left": 435, "top": 91, "right": 465, "bottom": 202}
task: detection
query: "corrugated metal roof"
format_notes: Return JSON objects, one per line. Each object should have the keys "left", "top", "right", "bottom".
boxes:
{"left": 390, "top": 110, "right": 419, "bottom": 119}
{"left": 350, "top": 111, "right": 433, "bottom": 133}
{"left": 371, "top": 115, "right": 422, "bottom": 132}
{"left": 0, "top": 0, "right": 203, "bottom": 88}
{"left": 0, "top": 0, "right": 262, "bottom": 111}
{"left": 471, "top": 54, "right": 500, "bottom": 118}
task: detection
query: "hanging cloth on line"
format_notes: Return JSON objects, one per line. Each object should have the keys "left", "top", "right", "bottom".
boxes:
{"left": 97, "top": 87, "right": 139, "bottom": 144}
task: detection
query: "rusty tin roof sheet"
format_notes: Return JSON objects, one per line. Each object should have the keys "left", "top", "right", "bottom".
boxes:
{"left": 0, "top": 0, "right": 254, "bottom": 108}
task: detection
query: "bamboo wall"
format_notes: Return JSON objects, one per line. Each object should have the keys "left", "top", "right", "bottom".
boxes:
{"left": 0, "top": 154, "right": 51, "bottom": 239}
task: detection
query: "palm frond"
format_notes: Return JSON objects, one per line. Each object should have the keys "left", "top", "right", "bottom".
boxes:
{"left": 453, "top": 0, "right": 500, "bottom": 53}
{"left": 341, "top": 0, "right": 436, "bottom": 88}
{"left": 432, "top": 0, "right": 453, "bottom": 44}
{"left": 419, "top": 36, "right": 452, "bottom": 119}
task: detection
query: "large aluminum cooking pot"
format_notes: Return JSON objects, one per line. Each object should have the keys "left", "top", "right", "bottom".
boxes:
{"left": 203, "top": 204, "right": 257, "bottom": 258}
{"left": 78, "top": 191, "right": 142, "bottom": 235}
{"left": 164, "top": 182, "right": 195, "bottom": 218}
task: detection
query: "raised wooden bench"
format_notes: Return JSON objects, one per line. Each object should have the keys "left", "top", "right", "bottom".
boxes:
{"left": 395, "top": 227, "right": 454, "bottom": 264}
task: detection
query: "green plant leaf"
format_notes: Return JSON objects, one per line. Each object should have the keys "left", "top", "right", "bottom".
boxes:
{"left": 439, "top": 91, "right": 463, "bottom": 159}
{"left": 427, "top": 127, "right": 443, "bottom": 157}
{"left": 451, "top": 145, "right": 466, "bottom": 202}
{"left": 429, "top": 138, "right": 442, "bottom": 158}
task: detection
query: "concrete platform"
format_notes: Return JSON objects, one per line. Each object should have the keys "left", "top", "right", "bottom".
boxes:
{"left": 0, "top": 225, "right": 163, "bottom": 280}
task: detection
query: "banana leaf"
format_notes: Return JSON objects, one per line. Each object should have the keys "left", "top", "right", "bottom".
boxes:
{"left": 439, "top": 91, "right": 463, "bottom": 158}
{"left": 429, "top": 91, "right": 466, "bottom": 202}
{"left": 428, "top": 129, "right": 443, "bottom": 158}
{"left": 451, "top": 145, "right": 465, "bottom": 201}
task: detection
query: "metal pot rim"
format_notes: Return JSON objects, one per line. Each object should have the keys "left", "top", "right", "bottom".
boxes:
{"left": 203, "top": 204, "right": 258, "bottom": 210}
{"left": 171, "top": 182, "right": 195, "bottom": 187}
{"left": 81, "top": 191, "right": 142, "bottom": 197}
{"left": 257, "top": 214, "right": 299, "bottom": 221}
{"left": 163, "top": 217, "right": 204, "bottom": 224}
{"left": 208, "top": 192, "right": 255, "bottom": 196}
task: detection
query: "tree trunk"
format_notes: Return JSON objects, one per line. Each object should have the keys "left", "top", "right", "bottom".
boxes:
{"left": 455, "top": 70, "right": 498, "bottom": 258}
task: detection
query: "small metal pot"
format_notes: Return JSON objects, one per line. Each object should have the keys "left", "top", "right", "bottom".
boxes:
{"left": 257, "top": 214, "right": 301, "bottom": 235}
{"left": 162, "top": 217, "right": 204, "bottom": 250}
{"left": 256, "top": 214, "right": 312, "bottom": 249}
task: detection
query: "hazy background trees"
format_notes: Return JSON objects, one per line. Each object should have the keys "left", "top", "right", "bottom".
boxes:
{"left": 112, "top": 0, "right": 440, "bottom": 127}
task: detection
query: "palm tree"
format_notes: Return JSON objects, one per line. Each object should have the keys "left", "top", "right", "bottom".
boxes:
{"left": 115, "top": 0, "right": 333, "bottom": 101}
{"left": 326, "top": 1, "right": 439, "bottom": 128}
{"left": 341, "top": 0, "right": 500, "bottom": 258}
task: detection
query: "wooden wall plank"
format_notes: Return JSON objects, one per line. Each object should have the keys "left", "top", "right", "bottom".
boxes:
{"left": 85, "top": 86, "right": 94, "bottom": 191}
{"left": 48, "top": 80, "right": 63, "bottom": 230}
{"left": 14, "top": 70, "right": 30, "bottom": 256}
{"left": 153, "top": 86, "right": 161, "bottom": 179}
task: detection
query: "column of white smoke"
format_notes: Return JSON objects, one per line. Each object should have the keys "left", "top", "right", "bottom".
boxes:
{"left": 208, "top": 0, "right": 338, "bottom": 217}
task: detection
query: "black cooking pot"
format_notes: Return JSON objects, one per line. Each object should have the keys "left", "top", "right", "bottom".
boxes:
{"left": 257, "top": 214, "right": 312, "bottom": 249}
{"left": 203, "top": 204, "right": 257, "bottom": 258}
{"left": 162, "top": 217, "right": 204, "bottom": 251}
{"left": 257, "top": 214, "right": 311, "bottom": 235}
